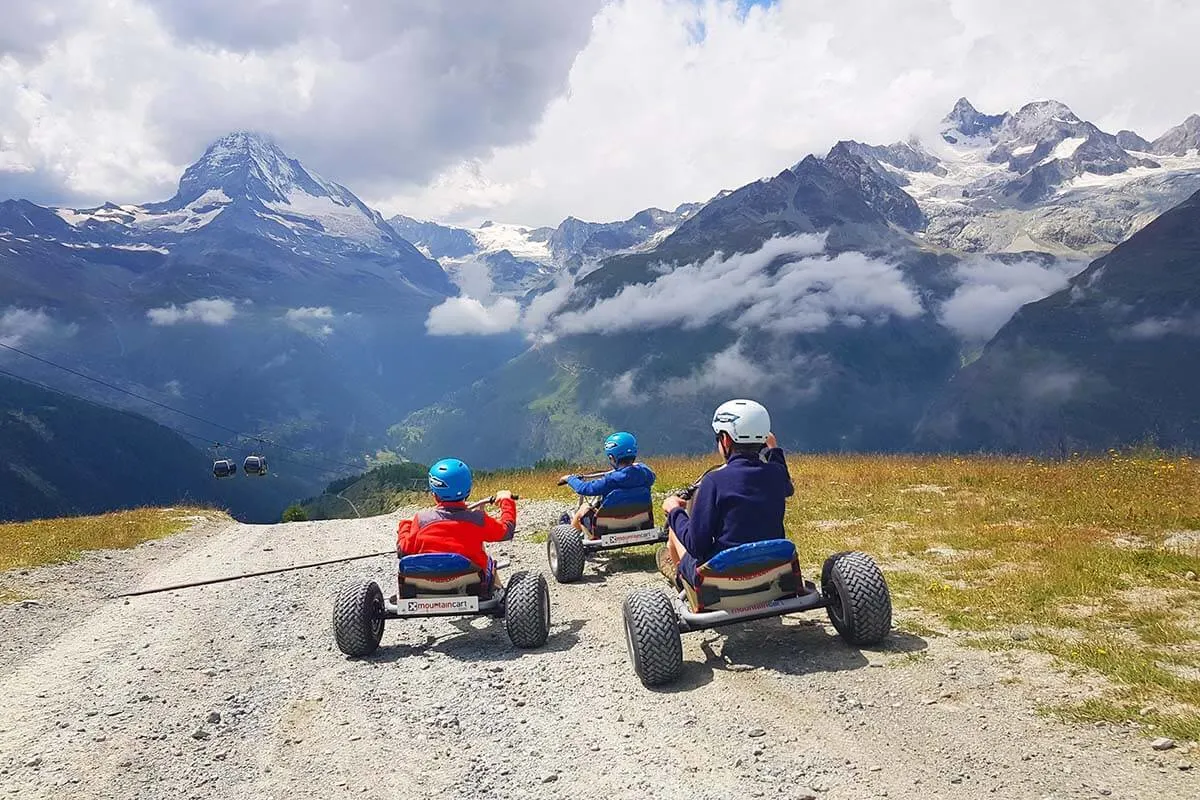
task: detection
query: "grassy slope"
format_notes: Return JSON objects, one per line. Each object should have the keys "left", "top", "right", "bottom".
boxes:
{"left": 298, "top": 462, "right": 430, "bottom": 520}
{"left": 473, "top": 452, "right": 1200, "bottom": 740}
{"left": 0, "top": 506, "right": 227, "bottom": 601}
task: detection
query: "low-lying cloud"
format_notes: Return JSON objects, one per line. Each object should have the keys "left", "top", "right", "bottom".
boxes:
{"left": 551, "top": 234, "right": 923, "bottom": 336}
{"left": 0, "top": 307, "right": 80, "bottom": 350}
{"left": 608, "top": 338, "right": 826, "bottom": 407}
{"left": 426, "top": 234, "right": 928, "bottom": 341}
{"left": 147, "top": 297, "right": 238, "bottom": 326}
{"left": 0, "top": 307, "right": 58, "bottom": 347}
{"left": 1124, "top": 314, "right": 1200, "bottom": 340}
{"left": 284, "top": 305, "right": 338, "bottom": 337}
{"left": 939, "top": 257, "right": 1086, "bottom": 341}
{"left": 425, "top": 296, "right": 523, "bottom": 336}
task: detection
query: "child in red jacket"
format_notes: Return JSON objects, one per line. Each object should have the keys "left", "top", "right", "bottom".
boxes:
{"left": 397, "top": 458, "right": 516, "bottom": 589}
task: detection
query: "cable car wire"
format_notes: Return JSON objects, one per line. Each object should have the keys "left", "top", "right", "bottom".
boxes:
{"left": 0, "top": 340, "right": 369, "bottom": 474}
{"left": 0, "top": 367, "right": 350, "bottom": 479}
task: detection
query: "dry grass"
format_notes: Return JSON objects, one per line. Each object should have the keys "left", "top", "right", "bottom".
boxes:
{"left": 475, "top": 451, "right": 1200, "bottom": 740}
{"left": 0, "top": 507, "right": 226, "bottom": 573}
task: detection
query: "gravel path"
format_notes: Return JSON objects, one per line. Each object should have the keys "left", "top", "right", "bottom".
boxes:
{"left": 0, "top": 501, "right": 1194, "bottom": 800}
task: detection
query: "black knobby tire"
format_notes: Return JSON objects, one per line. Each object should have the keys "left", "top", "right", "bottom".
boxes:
{"left": 504, "top": 571, "right": 551, "bottom": 648}
{"left": 622, "top": 588, "right": 682, "bottom": 687}
{"left": 547, "top": 523, "right": 586, "bottom": 583}
{"left": 821, "top": 551, "right": 892, "bottom": 645}
{"left": 332, "top": 578, "right": 385, "bottom": 657}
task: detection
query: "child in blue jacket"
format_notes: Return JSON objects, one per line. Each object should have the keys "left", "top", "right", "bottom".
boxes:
{"left": 559, "top": 432, "right": 656, "bottom": 539}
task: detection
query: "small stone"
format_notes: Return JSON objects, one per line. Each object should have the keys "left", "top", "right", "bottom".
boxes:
{"left": 1177, "top": 761, "right": 1192, "bottom": 771}
{"left": 23, "top": 756, "right": 42, "bottom": 768}
{"left": 748, "top": 728, "right": 766, "bottom": 738}
{"left": 202, "top": 669, "right": 217, "bottom": 678}
{"left": 542, "top": 773, "right": 559, "bottom": 783}
{"left": 1151, "top": 737, "right": 1176, "bottom": 751}
{"left": 206, "top": 711, "right": 221, "bottom": 724}
{"left": 1185, "top": 571, "right": 1197, "bottom": 581}
{"left": 1011, "top": 627, "right": 1032, "bottom": 642}
{"left": 191, "top": 728, "right": 211, "bottom": 740}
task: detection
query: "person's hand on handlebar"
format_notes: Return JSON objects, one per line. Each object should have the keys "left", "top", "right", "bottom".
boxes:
{"left": 765, "top": 432, "right": 778, "bottom": 449}
{"left": 558, "top": 474, "right": 573, "bottom": 486}
{"left": 494, "top": 490, "right": 514, "bottom": 502}
{"left": 662, "top": 495, "right": 686, "bottom": 515}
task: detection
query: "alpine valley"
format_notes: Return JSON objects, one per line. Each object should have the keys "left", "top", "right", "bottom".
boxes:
{"left": 3, "top": 98, "right": 1200, "bottom": 519}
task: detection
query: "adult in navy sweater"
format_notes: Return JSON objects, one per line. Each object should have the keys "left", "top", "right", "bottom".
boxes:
{"left": 660, "top": 399, "right": 794, "bottom": 585}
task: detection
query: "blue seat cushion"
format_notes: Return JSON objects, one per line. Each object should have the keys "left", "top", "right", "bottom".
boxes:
{"left": 399, "top": 553, "right": 478, "bottom": 575}
{"left": 700, "top": 539, "right": 797, "bottom": 577}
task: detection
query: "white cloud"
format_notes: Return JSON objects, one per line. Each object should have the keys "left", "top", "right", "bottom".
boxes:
{"left": 282, "top": 305, "right": 339, "bottom": 337}
{"left": 284, "top": 306, "right": 334, "bottom": 322}
{"left": 425, "top": 296, "right": 523, "bottom": 336}
{"left": 0, "top": 0, "right": 599, "bottom": 206}
{"left": 1124, "top": 315, "right": 1200, "bottom": 340}
{"left": 428, "top": 235, "right": 923, "bottom": 339}
{"left": 8, "top": 1, "right": 1200, "bottom": 224}
{"left": 147, "top": 298, "right": 238, "bottom": 326}
{"left": 0, "top": 307, "right": 70, "bottom": 346}
{"left": 521, "top": 279, "right": 575, "bottom": 334}
{"left": 550, "top": 234, "right": 922, "bottom": 336}
{"left": 606, "top": 338, "right": 825, "bottom": 406}
{"left": 426, "top": 273, "right": 575, "bottom": 339}
{"left": 658, "top": 342, "right": 774, "bottom": 399}
{"left": 163, "top": 379, "right": 183, "bottom": 397}
{"left": 449, "top": 257, "right": 496, "bottom": 300}
{"left": 388, "top": 0, "right": 1200, "bottom": 225}
{"left": 1022, "top": 368, "right": 1084, "bottom": 404}
{"left": 938, "top": 257, "right": 1086, "bottom": 340}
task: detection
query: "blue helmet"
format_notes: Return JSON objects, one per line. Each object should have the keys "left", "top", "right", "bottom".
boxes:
{"left": 428, "top": 458, "right": 472, "bottom": 502}
{"left": 604, "top": 431, "right": 638, "bottom": 464}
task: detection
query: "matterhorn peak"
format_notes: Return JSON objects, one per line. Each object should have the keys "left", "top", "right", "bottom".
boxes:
{"left": 167, "top": 130, "right": 343, "bottom": 210}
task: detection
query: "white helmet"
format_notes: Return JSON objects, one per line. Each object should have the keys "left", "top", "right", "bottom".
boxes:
{"left": 711, "top": 399, "right": 771, "bottom": 444}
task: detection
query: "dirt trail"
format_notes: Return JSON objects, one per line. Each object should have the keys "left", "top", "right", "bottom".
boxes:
{"left": 0, "top": 503, "right": 1194, "bottom": 800}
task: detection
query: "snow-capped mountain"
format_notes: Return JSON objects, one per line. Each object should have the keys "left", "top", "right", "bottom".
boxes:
{"left": 0, "top": 133, "right": 518, "bottom": 491}
{"left": 1151, "top": 114, "right": 1200, "bottom": 156}
{"left": 841, "top": 98, "right": 1200, "bottom": 255}
{"left": 48, "top": 132, "right": 452, "bottom": 296}
{"left": 390, "top": 202, "right": 703, "bottom": 297}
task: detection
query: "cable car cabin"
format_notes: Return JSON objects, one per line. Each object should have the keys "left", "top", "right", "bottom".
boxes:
{"left": 243, "top": 455, "right": 268, "bottom": 477}
{"left": 212, "top": 459, "right": 237, "bottom": 479}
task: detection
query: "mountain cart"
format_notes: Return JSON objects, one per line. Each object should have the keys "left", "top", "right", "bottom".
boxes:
{"left": 546, "top": 471, "right": 668, "bottom": 583}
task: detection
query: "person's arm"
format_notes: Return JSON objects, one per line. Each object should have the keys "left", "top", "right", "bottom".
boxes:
{"left": 396, "top": 517, "right": 413, "bottom": 554}
{"left": 763, "top": 447, "right": 795, "bottom": 497}
{"left": 566, "top": 472, "right": 615, "bottom": 496}
{"left": 480, "top": 493, "right": 518, "bottom": 542}
{"left": 641, "top": 463, "right": 657, "bottom": 486}
{"left": 668, "top": 479, "right": 718, "bottom": 559}
{"left": 763, "top": 433, "right": 794, "bottom": 497}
